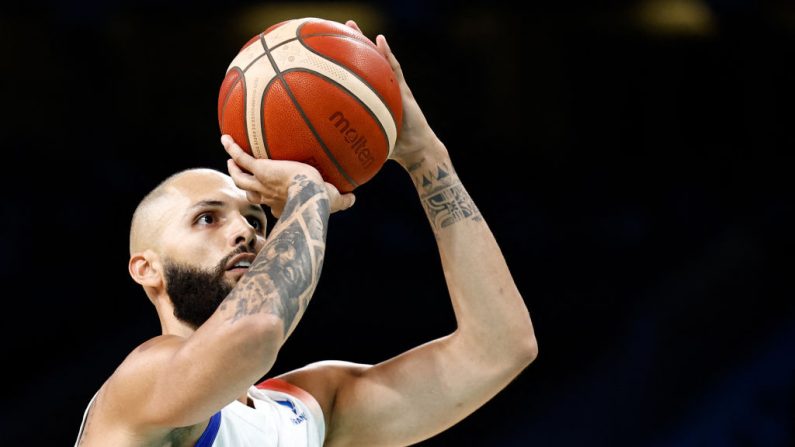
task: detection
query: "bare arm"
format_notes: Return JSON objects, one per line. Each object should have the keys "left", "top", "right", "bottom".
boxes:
{"left": 322, "top": 154, "right": 537, "bottom": 447}
{"left": 287, "top": 27, "right": 538, "bottom": 447}
{"left": 100, "top": 144, "right": 353, "bottom": 434}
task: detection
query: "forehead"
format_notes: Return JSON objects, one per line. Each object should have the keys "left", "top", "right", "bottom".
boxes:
{"left": 162, "top": 170, "right": 252, "bottom": 215}
{"left": 172, "top": 170, "right": 242, "bottom": 198}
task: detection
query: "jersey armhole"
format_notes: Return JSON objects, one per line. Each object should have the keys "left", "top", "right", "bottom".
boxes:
{"left": 74, "top": 391, "right": 100, "bottom": 446}
{"left": 256, "top": 378, "right": 325, "bottom": 441}
{"left": 194, "top": 411, "right": 222, "bottom": 447}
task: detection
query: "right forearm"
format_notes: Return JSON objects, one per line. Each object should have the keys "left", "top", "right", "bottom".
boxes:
{"left": 219, "top": 174, "right": 330, "bottom": 339}
{"left": 146, "top": 173, "right": 330, "bottom": 427}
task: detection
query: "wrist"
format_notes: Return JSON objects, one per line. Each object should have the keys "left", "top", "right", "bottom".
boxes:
{"left": 400, "top": 146, "right": 461, "bottom": 193}
{"left": 394, "top": 137, "right": 450, "bottom": 172}
{"left": 286, "top": 171, "right": 327, "bottom": 199}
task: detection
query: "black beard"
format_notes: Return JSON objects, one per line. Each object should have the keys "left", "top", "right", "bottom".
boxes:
{"left": 164, "top": 248, "right": 249, "bottom": 329}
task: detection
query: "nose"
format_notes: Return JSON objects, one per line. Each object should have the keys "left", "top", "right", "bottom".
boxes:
{"left": 228, "top": 213, "right": 257, "bottom": 250}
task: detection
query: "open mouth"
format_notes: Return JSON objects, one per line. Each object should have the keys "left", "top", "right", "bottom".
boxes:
{"left": 225, "top": 253, "right": 256, "bottom": 272}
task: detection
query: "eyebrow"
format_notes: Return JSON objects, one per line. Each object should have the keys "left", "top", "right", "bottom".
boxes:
{"left": 188, "top": 200, "right": 265, "bottom": 216}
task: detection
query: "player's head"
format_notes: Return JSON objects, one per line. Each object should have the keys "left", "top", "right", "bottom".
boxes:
{"left": 128, "top": 168, "right": 268, "bottom": 330}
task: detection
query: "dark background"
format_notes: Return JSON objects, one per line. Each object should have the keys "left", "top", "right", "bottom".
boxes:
{"left": 2, "top": 0, "right": 793, "bottom": 445}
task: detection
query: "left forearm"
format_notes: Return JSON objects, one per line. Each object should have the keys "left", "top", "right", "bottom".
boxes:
{"left": 322, "top": 150, "right": 537, "bottom": 446}
{"left": 405, "top": 148, "right": 536, "bottom": 359}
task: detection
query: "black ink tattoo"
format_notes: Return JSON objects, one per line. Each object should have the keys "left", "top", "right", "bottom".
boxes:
{"left": 410, "top": 159, "right": 482, "bottom": 232}
{"left": 220, "top": 177, "right": 329, "bottom": 335}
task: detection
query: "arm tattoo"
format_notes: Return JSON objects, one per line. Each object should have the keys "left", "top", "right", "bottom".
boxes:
{"left": 409, "top": 158, "right": 482, "bottom": 233}
{"left": 220, "top": 175, "right": 329, "bottom": 335}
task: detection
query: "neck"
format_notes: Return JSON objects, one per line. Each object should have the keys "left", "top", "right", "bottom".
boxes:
{"left": 161, "top": 317, "right": 195, "bottom": 337}
{"left": 154, "top": 293, "right": 196, "bottom": 337}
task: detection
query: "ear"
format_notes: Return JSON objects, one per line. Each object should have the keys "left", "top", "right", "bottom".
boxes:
{"left": 128, "top": 250, "right": 163, "bottom": 289}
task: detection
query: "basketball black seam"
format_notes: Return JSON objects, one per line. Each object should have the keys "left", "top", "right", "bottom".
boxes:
{"left": 220, "top": 67, "right": 253, "bottom": 154}
{"left": 297, "top": 33, "right": 399, "bottom": 134}
{"left": 255, "top": 33, "right": 273, "bottom": 159}
{"left": 268, "top": 37, "right": 298, "bottom": 53}
{"left": 266, "top": 33, "right": 368, "bottom": 52}
{"left": 235, "top": 32, "right": 296, "bottom": 74}
{"left": 301, "top": 32, "right": 374, "bottom": 43}
{"left": 241, "top": 49, "right": 269, "bottom": 75}
{"left": 258, "top": 77, "right": 280, "bottom": 159}
{"left": 260, "top": 31, "right": 359, "bottom": 189}
{"left": 280, "top": 67, "right": 390, "bottom": 162}
{"left": 219, "top": 68, "right": 238, "bottom": 125}
{"left": 264, "top": 23, "right": 397, "bottom": 139}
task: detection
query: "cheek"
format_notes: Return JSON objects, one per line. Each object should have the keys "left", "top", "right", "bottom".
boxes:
{"left": 253, "top": 236, "right": 267, "bottom": 254}
{"left": 168, "top": 235, "right": 225, "bottom": 269}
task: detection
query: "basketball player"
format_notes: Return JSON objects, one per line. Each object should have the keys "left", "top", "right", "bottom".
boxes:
{"left": 75, "top": 21, "right": 537, "bottom": 446}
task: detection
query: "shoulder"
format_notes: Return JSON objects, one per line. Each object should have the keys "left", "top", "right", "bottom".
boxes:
{"left": 108, "top": 335, "right": 184, "bottom": 390}
{"left": 272, "top": 360, "right": 371, "bottom": 429}
{"left": 97, "top": 335, "right": 185, "bottom": 422}
{"left": 77, "top": 335, "right": 189, "bottom": 445}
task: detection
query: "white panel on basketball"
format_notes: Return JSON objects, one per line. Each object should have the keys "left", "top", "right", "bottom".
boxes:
{"left": 262, "top": 18, "right": 306, "bottom": 49}
{"left": 225, "top": 20, "right": 305, "bottom": 160}
{"left": 227, "top": 36, "right": 267, "bottom": 73}
{"left": 230, "top": 52, "right": 277, "bottom": 160}
{"left": 269, "top": 42, "right": 398, "bottom": 157}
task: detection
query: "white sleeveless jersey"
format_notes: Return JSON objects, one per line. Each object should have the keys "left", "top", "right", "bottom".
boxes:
{"left": 75, "top": 378, "right": 325, "bottom": 447}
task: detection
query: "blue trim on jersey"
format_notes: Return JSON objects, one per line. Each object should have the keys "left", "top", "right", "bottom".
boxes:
{"left": 195, "top": 411, "right": 221, "bottom": 447}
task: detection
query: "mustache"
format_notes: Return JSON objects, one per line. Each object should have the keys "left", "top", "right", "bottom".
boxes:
{"left": 217, "top": 245, "right": 257, "bottom": 272}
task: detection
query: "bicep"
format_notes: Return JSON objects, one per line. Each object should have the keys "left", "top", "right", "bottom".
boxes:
{"left": 107, "top": 319, "right": 280, "bottom": 429}
{"left": 326, "top": 334, "right": 524, "bottom": 447}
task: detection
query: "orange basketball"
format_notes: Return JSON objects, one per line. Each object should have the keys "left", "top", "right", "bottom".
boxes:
{"left": 218, "top": 17, "right": 403, "bottom": 193}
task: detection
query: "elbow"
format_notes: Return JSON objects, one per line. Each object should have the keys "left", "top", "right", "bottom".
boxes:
{"left": 232, "top": 314, "right": 286, "bottom": 363}
{"left": 517, "top": 312, "right": 539, "bottom": 366}
{"left": 494, "top": 331, "right": 537, "bottom": 377}
{"left": 510, "top": 325, "right": 538, "bottom": 368}
{"left": 521, "top": 334, "right": 539, "bottom": 366}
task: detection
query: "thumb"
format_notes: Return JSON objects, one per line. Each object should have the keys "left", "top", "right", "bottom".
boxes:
{"left": 341, "top": 193, "right": 356, "bottom": 210}
{"left": 324, "top": 182, "right": 356, "bottom": 213}
{"left": 246, "top": 191, "right": 263, "bottom": 204}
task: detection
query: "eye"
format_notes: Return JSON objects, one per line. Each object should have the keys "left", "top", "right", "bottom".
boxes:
{"left": 195, "top": 212, "right": 216, "bottom": 226}
{"left": 246, "top": 215, "right": 264, "bottom": 232}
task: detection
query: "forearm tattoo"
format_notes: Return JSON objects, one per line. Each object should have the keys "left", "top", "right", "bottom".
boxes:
{"left": 408, "top": 158, "right": 482, "bottom": 233}
{"left": 220, "top": 175, "right": 329, "bottom": 335}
